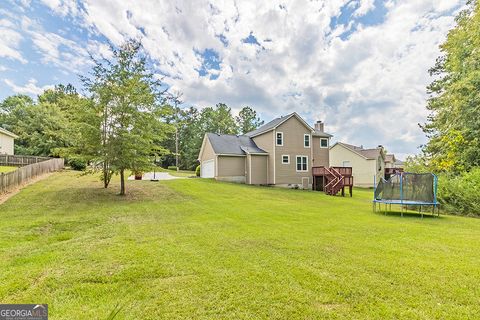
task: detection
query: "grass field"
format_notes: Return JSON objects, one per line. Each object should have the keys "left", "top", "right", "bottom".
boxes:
{"left": 0, "top": 166, "right": 17, "bottom": 173}
{"left": 1, "top": 171, "right": 479, "bottom": 319}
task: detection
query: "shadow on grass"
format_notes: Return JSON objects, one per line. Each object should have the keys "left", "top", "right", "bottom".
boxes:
{"left": 373, "top": 209, "right": 442, "bottom": 219}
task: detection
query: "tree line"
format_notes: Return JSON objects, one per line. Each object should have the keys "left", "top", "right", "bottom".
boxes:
{"left": 0, "top": 40, "right": 264, "bottom": 195}
{"left": 406, "top": 0, "right": 480, "bottom": 216}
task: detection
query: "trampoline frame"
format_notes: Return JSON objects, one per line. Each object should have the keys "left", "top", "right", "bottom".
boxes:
{"left": 373, "top": 172, "right": 439, "bottom": 218}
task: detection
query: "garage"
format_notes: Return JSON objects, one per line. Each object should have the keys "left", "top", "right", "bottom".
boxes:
{"left": 201, "top": 159, "right": 215, "bottom": 178}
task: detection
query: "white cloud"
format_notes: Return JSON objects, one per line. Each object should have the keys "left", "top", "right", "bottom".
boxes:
{"left": 4, "top": 0, "right": 464, "bottom": 157}
{"left": 17, "top": 15, "right": 92, "bottom": 73}
{"left": 4, "top": 78, "right": 54, "bottom": 96}
{"left": 352, "top": 0, "right": 376, "bottom": 17}
{"left": 0, "top": 17, "right": 27, "bottom": 63}
{"left": 39, "top": 0, "right": 80, "bottom": 16}
{"left": 60, "top": 0, "right": 463, "bottom": 157}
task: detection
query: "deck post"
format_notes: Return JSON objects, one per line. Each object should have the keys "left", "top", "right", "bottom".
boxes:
{"left": 400, "top": 173, "right": 403, "bottom": 217}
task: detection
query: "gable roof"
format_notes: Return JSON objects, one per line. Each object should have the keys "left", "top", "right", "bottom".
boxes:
{"left": 206, "top": 133, "right": 267, "bottom": 156}
{"left": 385, "top": 154, "right": 396, "bottom": 163}
{"left": 245, "top": 112, "right": 327, "bottom": 137}
{"left": 332, "top": 142, "right": 384, "bottom": 160}
{"left": 0, "top": 127, "right": 18, "bottom": 139}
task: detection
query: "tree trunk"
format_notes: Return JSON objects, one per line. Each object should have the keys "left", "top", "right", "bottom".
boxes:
{"left": 175, "top": 127, "right": 179, "bottom": 171}
{"left": 120, "top": 169, "right": 126, "bottom": 196}
{"left": 103, "top": 162, "right": 109, "bottom": 188}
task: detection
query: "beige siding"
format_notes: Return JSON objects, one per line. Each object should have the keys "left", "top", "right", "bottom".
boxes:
{"left": 312, "top": 136, "right": 329, "bottom": 167}
{"left": 252, "top": 131, "right": 275, "bottom": 184}
{"left": 200, "top": 137, "right": 215, "bottom": 163}
{"left": 247, "top": 154, "right": 268, "bottom": 185}
{"left": 217, "top": 156, "right": 246, "bottom": 183}
{"left": 0, "top": 133, "right": 14, "bottom": 155}
{"left": 329, "top": 144, "right": 384, "bottom": 187}
{"left": 274, "top": 116, "right": 311, "bottom": 186}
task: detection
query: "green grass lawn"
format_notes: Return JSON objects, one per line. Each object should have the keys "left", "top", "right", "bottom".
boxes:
{"left": 1, "top": 171, "right": 479, "bottom": 319}
{"left": 0, "top": 166, "right": 17, "bottom": 173}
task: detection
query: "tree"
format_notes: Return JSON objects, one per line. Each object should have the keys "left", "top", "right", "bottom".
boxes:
{"left": 0, "top": 90, "right": 77, "bottom": 156}
{"left": 78, "top": 40, "right": 169, "bottom": 195}
{"left": 422, "top": 1, "right": 480, "bottom": 172}
{"left": 236, "top": 106, "right": 264, "bottom": 134}
{"left": 200, "top": 103, "right": 238, "bottom": 135}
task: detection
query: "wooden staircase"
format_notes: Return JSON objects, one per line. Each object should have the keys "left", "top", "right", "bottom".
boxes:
{"left": 324, "top": 167, "right": 344, "bottom": 195}
{"left": 312, "top": 166, "right": 353, "bottom": 196}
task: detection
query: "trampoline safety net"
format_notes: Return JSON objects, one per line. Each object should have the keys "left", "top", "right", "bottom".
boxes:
{"left": 374, "top": 173, "right": 435, "bottom": 203}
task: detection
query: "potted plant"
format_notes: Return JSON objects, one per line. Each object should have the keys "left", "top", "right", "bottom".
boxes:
{"left": 134, "top": 170, "right": 143, "bottom": 180}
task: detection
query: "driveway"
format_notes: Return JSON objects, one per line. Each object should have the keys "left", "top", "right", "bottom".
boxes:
{"left": 127, "top": 172, "right": 182, "bottom": 181}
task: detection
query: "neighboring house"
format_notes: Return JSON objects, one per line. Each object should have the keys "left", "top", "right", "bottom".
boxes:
{"left": 0, "top": 127, "right": 18, "bottom": 155}
{"left": 329, "top": 142, "right": 385, "bottom": 187}
{"left": 385, "top": 154, "right": 404, "bottom": 169}
{"left": 384, "top": 154, "right": 405, "bottom": 179}
{"left": 197, "top": 112, "right": 332, "bottom": 188}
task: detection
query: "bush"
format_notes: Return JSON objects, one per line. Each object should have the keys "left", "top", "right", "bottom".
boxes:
{"left": 167, "top": 166, "right": 177, "bottom": 171}
{"left": 68, "top": 157, "right": 86, "bottom": 171}
{"left": 438, "top": 168, "right": 480, "bottom": 216}
{"left": 195, "top": 165, "right": 200, "bottom": 177}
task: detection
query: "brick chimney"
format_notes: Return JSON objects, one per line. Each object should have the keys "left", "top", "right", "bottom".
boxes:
{"left": 314, "top": 120, "right": 324, "bottom": 132}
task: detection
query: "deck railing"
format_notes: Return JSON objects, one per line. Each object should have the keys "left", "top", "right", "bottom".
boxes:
{"left": 0, "top": 156, "right": 64, "bottom": 194}
{"left": 313, "top": 166, "right": 352, "bottom": 176}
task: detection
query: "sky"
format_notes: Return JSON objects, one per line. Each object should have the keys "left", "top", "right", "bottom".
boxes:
{"left": 0, "top": 0, "right": 465, "bottom": 159}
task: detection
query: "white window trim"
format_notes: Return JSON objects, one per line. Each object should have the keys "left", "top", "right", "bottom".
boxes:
{"left": 320, "top": 138, "right": 329, "bottom": 148}
{"left": 295, "top": 155, "right": 308, "bottom": 172}
{"left": 304, "top": 134, "right": 311, "bottom": 148}
{"left": 281, "top": 155, "right": 290, "bottom": 164}
{"left": 276, "top": 132, "right": 283, "bottom": 146}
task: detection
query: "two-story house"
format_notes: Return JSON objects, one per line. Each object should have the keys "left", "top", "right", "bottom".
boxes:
{"left": 0, "top": 127, "right": 18, "bottom": 155}
{"left": 329, "top": 142, "right": 385, "bottom": 187}
{"left": 197, "top": 112, "right": 332, "bottom": 188}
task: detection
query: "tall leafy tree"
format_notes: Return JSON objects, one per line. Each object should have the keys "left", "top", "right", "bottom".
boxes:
{"left": 79, "top": 40, "right": 169, "bottom": 195}
{"left": 236, "top": 106, "right": 264, "bottom": 134}
{"left": 200, "top": 103, "right": 238, "bottom": 135}
{"left": 0, "top": 90, "right": 78, "bottom": 156}
{"left": 422, "top": 1, "right": 480, "bottom": 172}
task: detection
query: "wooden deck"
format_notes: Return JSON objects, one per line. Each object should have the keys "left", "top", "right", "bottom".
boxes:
{"left": 312, "top": 166, "right": 353, "bottom": 196}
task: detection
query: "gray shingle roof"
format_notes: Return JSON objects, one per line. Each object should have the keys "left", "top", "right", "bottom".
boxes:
{"left": 245, "top": 112, "right": 333, "bottom": 138}
{"left": 385, "top": 154, "right": 395, "bottom": 163}
{"left": 337, "top": 142, "right": 383, "bottom": 159}
{"left": 207, "top": 133, "right": 267, "bottom": 155}
{"left": 313, "top": 130, "right": 333, "bottom": 138}
{"left": 244, "top": 113, "right": 294, "bottom": 137}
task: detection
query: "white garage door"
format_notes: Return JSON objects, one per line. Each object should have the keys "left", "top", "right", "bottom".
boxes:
{"left": 201, "top": 159, "right": 215, "bottom": 178}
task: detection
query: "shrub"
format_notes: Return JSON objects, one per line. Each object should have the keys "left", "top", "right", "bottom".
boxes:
{"left": 167, "top": 166, "right": 177, "bottom": 171}
{"left": 68, "top": 157, "right": 86, "bottom": 171}
{"left": 195, "top": 165, "right": 200, "bottom": 177}
{"left": 438, "top": 168, "right": 480, "bottom": 216}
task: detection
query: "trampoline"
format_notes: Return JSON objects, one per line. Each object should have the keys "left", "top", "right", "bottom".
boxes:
{"left": 373, "top": 172, "right": 439, "bottom": 217}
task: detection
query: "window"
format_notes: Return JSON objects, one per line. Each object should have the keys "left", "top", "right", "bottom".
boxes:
{"left": 304, "top": 134, "right": 310, "bottom": 148}
{"left": 320, "top": 138, "right": 328, "bottom": 148}
{"left": 282, "top": 155, "right": 290, "bottom": 164}
{"left": 296, "top": 156, "right": 308, "bottom": 172}
{"left": 342, "top": 161, "right": 351, "bottom": 167}
{"left": 276, "top": 132, "right": 283, "bottom": 146}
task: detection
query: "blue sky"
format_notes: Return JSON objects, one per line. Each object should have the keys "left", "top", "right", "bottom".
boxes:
{"left": 0, "top": 0, "right": 464, "bottom": 159}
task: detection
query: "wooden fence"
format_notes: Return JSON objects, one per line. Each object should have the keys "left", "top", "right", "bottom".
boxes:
{"left": 0, "top": 155, "right": 51, "bottom": 167}
{"left": 0, "top": 157, "right": 64, "bottom": 194}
